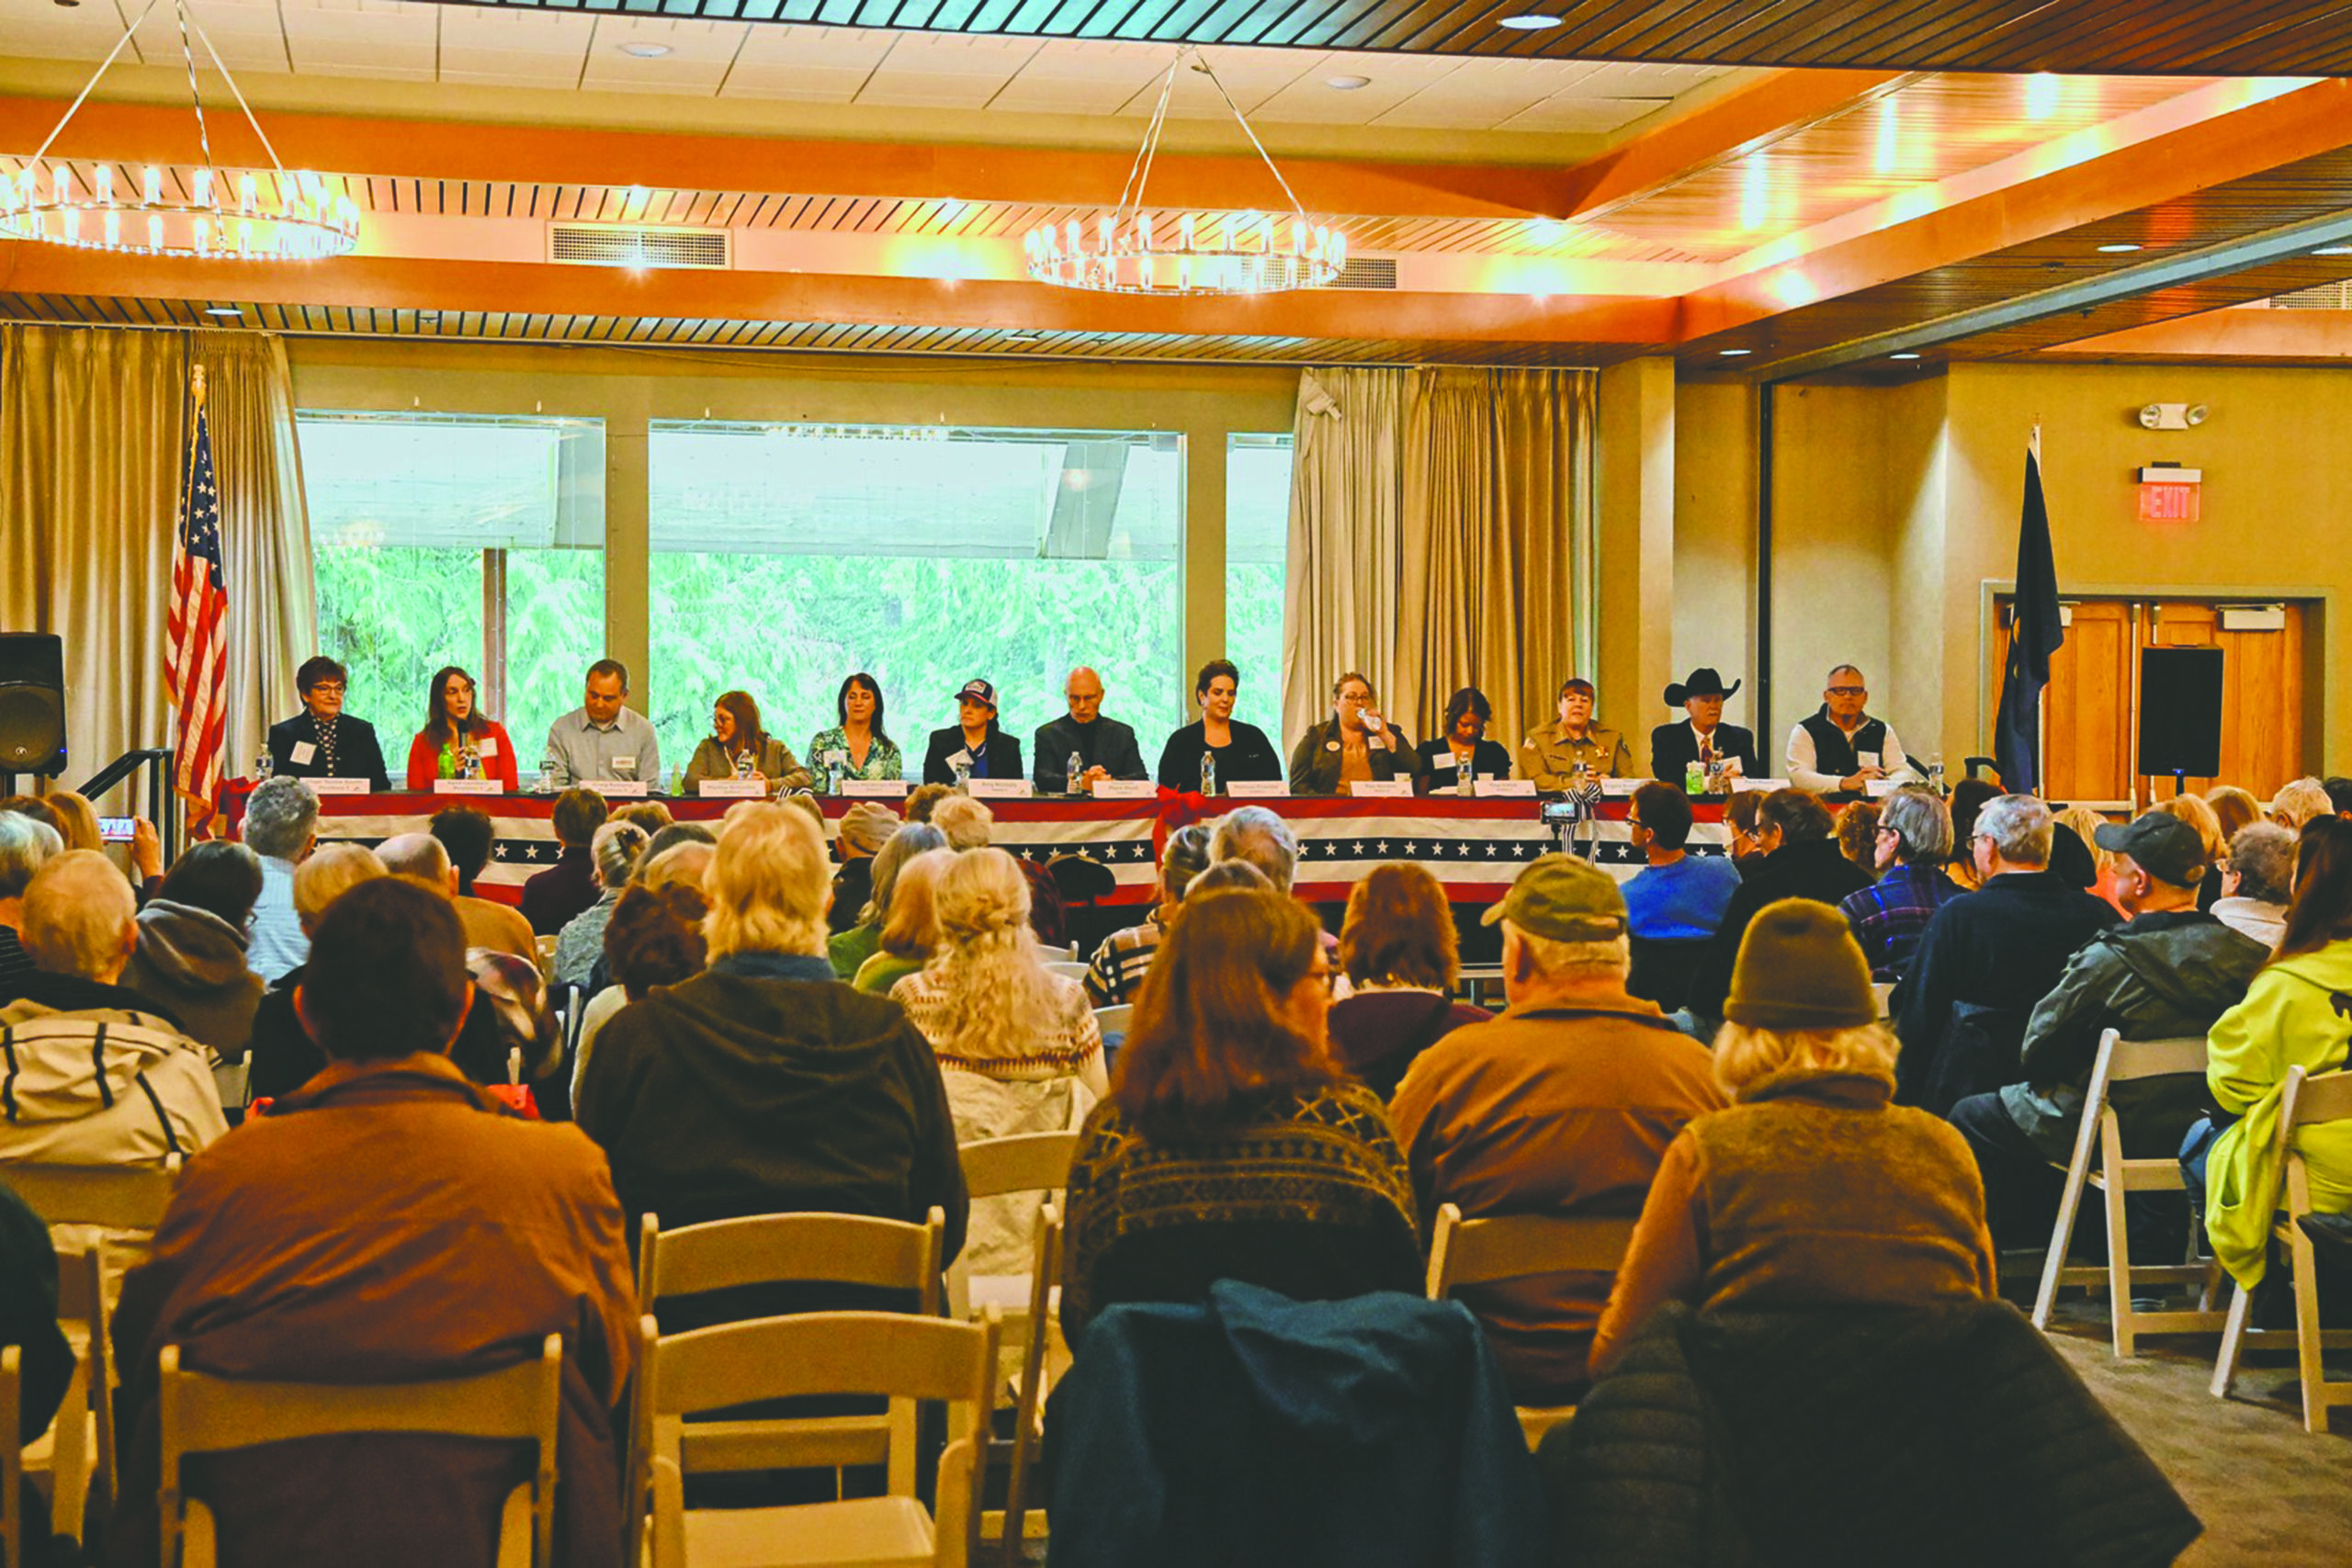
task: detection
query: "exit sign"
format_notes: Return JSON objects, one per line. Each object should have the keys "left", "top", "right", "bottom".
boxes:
{"left": 2138, "top": 466, "right": 2201, "bottom": 524}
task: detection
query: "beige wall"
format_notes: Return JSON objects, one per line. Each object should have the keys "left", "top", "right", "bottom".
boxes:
{"left": 1597, "top": 356, "right": 1677, "bottom": 751}
{"left": 1671, "top": 380, "right": 1756, "bottom": 735}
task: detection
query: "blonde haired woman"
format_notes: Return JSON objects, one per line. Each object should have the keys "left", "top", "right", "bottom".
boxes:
{"left": 1590, "top": 898, "right": 1996, "bottom": 1375}
{"left": 893, "top": 846, "right": 1106, "bottom": 1272}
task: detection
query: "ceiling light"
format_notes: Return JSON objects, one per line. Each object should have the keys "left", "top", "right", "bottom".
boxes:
{"left": 2096, "top": 243, "right": 2143, "bottom": 254}
{"left": 1529, "top": 219, "right": 1564, "bottom": 246}
{"left": 1325, "top": 74, "right": 1371, "bottom": 91}
{"left": 2313, "top": 245, "right": 2352, "bottom": 256}
{"left": 1004, "top": 333, "right": 1042, "bottom": 344}
{"left": 1891, "top": 352, "right": 1921, "bottom": 360}
{"left": 201, "top": 305, "right": 243, "bottom": 317}
{"left": 2026, "top": 73, "right": 2061, "bottom": 118}
{"left": 1498, "top": 13, "right": 1564, "bottom": 28}
{"left": 1718, "top": 348, "right": 1752, "bottom": 356}
{"left": 620, "top": 41, "right": 673, "bottom": 58}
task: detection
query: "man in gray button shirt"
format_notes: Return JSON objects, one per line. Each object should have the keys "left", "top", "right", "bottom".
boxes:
{"left": 542, "top": 658, "right": 662, "bottom": 790}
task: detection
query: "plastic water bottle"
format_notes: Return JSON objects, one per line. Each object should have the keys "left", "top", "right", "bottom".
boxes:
{"left": 1199, "top": 750, "right": 1217, "bottom": 797}
{"left": 734, "top": 750, "right": 756, "bottom": 781}
{"left": 953, "top": 760, "right": 972, "bottom": 793}
{"left": 1685, "top": 760, "right": 1705, "bottom": 796}
{"left": 1068, "top": 750, "right": 1085, "bottom": 796}
{"left": 1927, "top": 757, "right": 1947, "bottom": 797}
{"left": 826, "top": 754, "right": 846, "bottom": 795}
{"left": 254, "top": 752, "right": 273, "bottom": 783}
{"left": 539, "top": 754, "right": 560, "bottom": 794}
{"left": 1455, "top": 750, "right": 1473, "bottom": 797}
{"left": 458, "top": 743, "right": 481, "bottom": 781}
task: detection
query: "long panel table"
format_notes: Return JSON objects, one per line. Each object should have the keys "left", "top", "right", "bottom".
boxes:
{"left": 221, "top": 789, "right": 1734, "bottom": 906}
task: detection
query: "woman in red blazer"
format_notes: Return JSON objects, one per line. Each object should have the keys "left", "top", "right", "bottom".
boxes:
{"left": 403, "top": 664, "right": 522, "bottom": 792}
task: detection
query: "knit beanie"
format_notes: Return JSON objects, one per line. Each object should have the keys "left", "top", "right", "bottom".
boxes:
{"left": 1724, "top": 897, "right": 1876, "bottom": 1031}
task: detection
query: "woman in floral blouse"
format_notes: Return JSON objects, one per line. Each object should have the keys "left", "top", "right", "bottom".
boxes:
{"left": 808, "top": 671, "right": 906, "bottom": 792}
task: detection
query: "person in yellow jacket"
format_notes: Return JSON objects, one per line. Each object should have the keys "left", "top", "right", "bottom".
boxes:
{"left": 2197, "top": 821, "right": 2352, "bottom": 1289}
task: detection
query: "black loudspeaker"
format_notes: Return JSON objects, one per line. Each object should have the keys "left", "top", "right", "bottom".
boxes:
{"left": 2137, "top": 646, "right": 2224, "bottom": 781}
{"left": 0, "top": 633, "right": 65, "bottom": 774}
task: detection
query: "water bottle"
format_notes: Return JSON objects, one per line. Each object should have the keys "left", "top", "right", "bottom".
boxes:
{"left": 1068, "top": 750, "right": 1085, "bottom": 796}
{"left": 826, "top": 753, "right": 846, "bottom": 795}
{"left": 539, "top": 754, "right": 561, "bottom": 794}
{"left": 254, "top": 751, "right": 273, "bottom": 783}
{"left": 436, "top": 745, "right": 455, "bottom": 782}
{"left": 458, "top": 743, "right": 481, "bottom": 782}
{"left": 953, "top": 760, "right": 972, "bottom": 793}
{"left": 1927, "top": 757, "right": 1947, "bottom": 797}
{"left": 1455, "top": 750, "right": 1473, "bottom": 797}
{"left": 1684, "top": 759, "right": 1704, "bottom": 796}
{"left": 734, "top": 750, "right": 756, "bottom": 781}
{"left": 1199, "top": 749, "right": 1217, "bottom": 797}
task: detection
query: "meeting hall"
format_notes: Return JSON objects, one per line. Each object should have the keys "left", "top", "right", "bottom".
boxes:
{"left": 6, "top": 3, "right": 2352, "bottom": 1563}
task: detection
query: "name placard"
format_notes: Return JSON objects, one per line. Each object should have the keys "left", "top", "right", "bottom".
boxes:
{"left": 1865, "top": 778, "right": 1902, "bottom": 798}
{"left": 308, "top": 778, "right": 372, "bottom": 796}
{"left": 586, "top": 779, "right": 650, "bottom": 798}
{"left": 1476, "top": 778, "right": 1537, "bottom": 797}
{"left": 1226, "top": 781, "right": 1288, "bottom": 799}
{"left": 842, "top": 779, "right": 909, "bottom": 799}
{"left": 697, "top": 778, "right": 766, "bottom": 799}
{"left": 1600, "top": 777, "right": 1643, "bottom": 797}
{"left": 1093, "top": 779, "right": 1156, "bottom": 800}
{"left": 1346, "top": 779, "right": 1414, "bottom": 798}
{"left": 1731, "top": 776, "right": 1788, "bottom": 794}
{"left": 432, "top": 778, "right": 504, "bottom": 796}
{"left": 968, "top": 778, "right": 1034, "bottom": 799}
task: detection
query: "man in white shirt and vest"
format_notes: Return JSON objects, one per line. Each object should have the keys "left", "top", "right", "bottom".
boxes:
{"left": 1786, "top": 664, "right": 1922, "bottom": 793}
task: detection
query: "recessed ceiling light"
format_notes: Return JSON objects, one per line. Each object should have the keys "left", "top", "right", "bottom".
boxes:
{"left": 1325, "top": 74, "right": 1372, "bottom": 91}
{"left": 2313, "top": 245, "right": 2352, "bottom": 256}
{"left": 1718, "top": 347, "right": 1752, "bottom": 356}
{"left": 1891, "top": 352, "right": 1921, "bottom": 360}
{"left": 619, "top": 41, "right": 673, "bottom": 58}
{"left": 1499, "top": 13, "right": 1564, "bottom": 28}
{"left": 1004, "top": 333, "right": 1042, "bottom": 345}
{"left": 2096, "top": 243, "right": 2143, "bottom": 254}
{"left": 201, "top": 306, "right": 243, "bottom": 317}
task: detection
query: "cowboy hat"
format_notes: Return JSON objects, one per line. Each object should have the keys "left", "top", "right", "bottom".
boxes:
{"left": 1664, "top": 667, "right": 1742, "bottom": 705}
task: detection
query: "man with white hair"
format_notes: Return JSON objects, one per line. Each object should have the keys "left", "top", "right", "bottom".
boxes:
{"left": 0, "top": 807, "right": 64, "bottom": 990}
{"left": 1032, "top": 666, "right": 1148, "bottom": 795}
{"left": 930, "top": 795, "right": 994, "bottom": 852}
{"left": 0, "top": 851, "right": 227, "bottom": 1165}
{"left": 1210, "top": 807, "right": 1342, "bottom": 962}
{"left": 242, "top": 774, "right": 322, "bottom": 984}
{"left": 1891, "top": 794, "right": 2117, "bottom": 1116}
{"left": 1388, "top": 854, "right": 1724, "bottom": 1404}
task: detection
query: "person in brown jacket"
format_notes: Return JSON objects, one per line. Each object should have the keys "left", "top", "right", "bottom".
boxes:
{"left": 1590, "top": 898, "right": 1997, "bottom": 1377}
{"left": 1390, "top": 854, "right": 1726, "bottom": 1404}
{"left": 107, "top": 877, "right": 639, "bottom": 1568}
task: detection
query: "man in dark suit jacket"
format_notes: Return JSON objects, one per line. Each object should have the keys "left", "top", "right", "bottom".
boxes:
{"left": 1648, "top": 667, "right": 1760, "bottom": 784}
{"left": 1033, "top": 667, "right": 1149, "bottom": 795}
{"left": 266, "top": 656, "right": 391, "bottom": 791}
{"left": 922, "top": 679, "right": 1026, "bottom": 786}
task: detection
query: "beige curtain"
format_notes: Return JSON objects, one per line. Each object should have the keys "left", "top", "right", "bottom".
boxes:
{"left": 0, "top": 324, "right": 313, "bottom": 814}
{"left": 1283, "top": 366, "right": 1595, "bottom": 751}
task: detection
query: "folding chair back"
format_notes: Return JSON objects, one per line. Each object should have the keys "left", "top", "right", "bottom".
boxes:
{"left": 956, "top": 1134, "right": 1078, "bottom": 1204}
{"left": 998, "top": 1207, "right": 1062, "bottom": 1568}
{"left": 3, "top": 1346, "right": 19, "bottom": 1568}
{"left": 157, "top": 1334, "right": 562, "bottom": 1568}
{"left": 638, "top": 1209, "right": 944, "bottom": 1316}
{"left": 4, "top": 1156, "right": 182, "bottom": 1233}
{"left": 1090, "top": 1007, "right": 1131, "bottom": 1038}
{"left": 639, "top": 1310, "right": 999, "bottom": 1568}
{"left": 27, "top": 1241, "right": 110, "bottom": 1551}
{"left": 1043, "top": 962, "right": 1091, "bottom": 983}
{"left": 1871, "top": 982, "right": 1895, "bottom": 1020}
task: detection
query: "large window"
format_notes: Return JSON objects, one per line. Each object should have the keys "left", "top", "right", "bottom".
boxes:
{"left": 648, "top": 423, "right": 1185, "bottom": 771}
{"left": 301, "top": 412, "right": 605, "bottom": 769}
{"left": 1225, "top": 434, "right": 1294, "bottom": 728}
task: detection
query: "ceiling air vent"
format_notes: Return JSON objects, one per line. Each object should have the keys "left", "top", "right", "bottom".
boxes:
{"left": 548, "top": 223, "right": 731, "bottom": 270}
{"left": 1332, "top": 256, "right": 1398, "bottom": 290}
{"left": 2267, "top": 279, "right": 2352, "bottom": 310}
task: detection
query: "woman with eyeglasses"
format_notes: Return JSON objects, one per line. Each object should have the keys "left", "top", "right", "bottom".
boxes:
{"left": 403, "top": 665, "right": 521, "bottom": 792}
{"left": 267, "top": 655, "right": 391, "bottom": 791}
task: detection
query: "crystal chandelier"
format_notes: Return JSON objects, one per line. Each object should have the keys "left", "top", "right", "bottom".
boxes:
{"left": 1024, "top": 51, "right": 1345, "bottom": 297}
{"left": 0, "top": 0, "right": 357, "bottom": 262}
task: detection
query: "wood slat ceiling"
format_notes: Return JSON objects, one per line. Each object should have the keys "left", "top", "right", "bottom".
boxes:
{"left": 391, "top": 0, "right": 2352, "bottom": 75}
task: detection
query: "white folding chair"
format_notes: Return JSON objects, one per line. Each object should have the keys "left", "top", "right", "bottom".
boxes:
{"left": 2031, "top": 1030, "right": 2226, "bottom": 1356}
{"left": 1426, "top": 1201, "right": 1636, "bottom": 1449}
{"left": 946, "top": 1134, "right": 1079, "bottom": 1320}
{"left": 1042, "top": 962, "right": 1090, "bottom": 983}
{"left": 1090, "top": 1005, "right": 1131, "bottom": 1037}
{"left": 998, "top": 1206, "right": 1061, "bottom": 1568}
{"left": 3, "top": 1156, "right": 183, "bottom": 1234}
{"left": 20, "top": 1240, "right": 110, "bottom": 1551}
{"left": 1871, "top": 982, "right": 1894, "bottom": 1021}
{"left": 638, "top": 1310, "right": 999, "bottom": 1568}
{"left": 158, "top": 1334, "right": 563, "bottom": 1568}
{"left": 2211, "top": 1066, "right": 2352, "bottom": 1432}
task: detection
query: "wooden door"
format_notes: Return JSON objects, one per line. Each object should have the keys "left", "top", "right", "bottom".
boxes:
{"left": 1992, "top": 597, "right": 2136, "bottom": 806}
{"left": 2137, "top": 602, "right": 2304, "bottom": 800}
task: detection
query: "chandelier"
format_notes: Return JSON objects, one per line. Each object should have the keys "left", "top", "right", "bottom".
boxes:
{"left": 0, "top": 0, "right": 357, "bottom": 261}
{"left": 1024, "top": 51, "right": 1345, "bottom": 297}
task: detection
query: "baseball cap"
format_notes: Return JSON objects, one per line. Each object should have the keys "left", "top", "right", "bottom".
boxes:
{"left": 955, "top": 679, "right": 997, "bottom": 708}
{"left": 1480, "top": 853, "right": 1626, "bottom": 942}
{"left": 2094, "top": 811, "right": 2210, "bottom": 888}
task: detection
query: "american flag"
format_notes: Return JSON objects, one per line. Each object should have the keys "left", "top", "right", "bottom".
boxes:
{"left": 166, "top": 367, "right": 229, "bottom": 821}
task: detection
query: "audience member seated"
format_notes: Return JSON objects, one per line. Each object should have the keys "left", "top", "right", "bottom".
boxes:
{"left": 829, "top": 801, "right": 899, "bottom": 936}
{"left": 2206, "top": 786, "right": 2262, "bottom": 856}
{"left": 639, "top": 820, "right": 717, "bottom": 868}
{"left": 1325, "top": 863, "right": 1489, "bottom": 1100}
{"left": 449, "top": 945, "right": 565, "bottom": 1111}
{"left": 420, "top": 807, "right": 537, "bottom": 957}
{"left": 1838, "top": 786, "right": 1962, "bottom": 983}
{"left": 1083, "top": 823, "right": 1214, "bottom": 1007}
{"left": 2193, "top": 818, "right": 2352, "bottom": 1290}
{"left": 931, "top": 794, "right": 993, "bottom": 850}
{"left": 612, "top": 800, "right": 673, "bottom": 838}
{"left": 1892, "top": 795, "right": 2117, "bottom": 1116}
{"left": 1186, "top": 860, "right": 1272, "bottom": 897}
{"left": 2153, "top": 793, "right": 2228, "bottom": 913}
{"left": 853, "top": 848, "right": 949, "bottom": 998}
{"left": 520, "top": 785, "right": 609, "bottom": 937}
{"left": 243, "top": 846, "right": 389, "bottom": 1104}
{"left": 1391, "top": 856, "right": 1724, "bottom": 1404}
{"left": 1622, "top": 782, "right": 1741, "bottom": 956}
{"left": 0, "top": 852, "right": 226, "bottom": 1165}
{"left": 576, "top": 803, "right": 968, "bottom": 1253}
{"left": 2327, "top": 776, "right": 2352, "bottom": 818}
{"left": 1947, "top": 811, "right": 2264, "bottom": 1247}
{"left": 1686, "top": 790, "right": 1873, "bottom": 1027}
{"left": 1059, "top": 887, "right": 1419, "bottom": 1343}
{"left": 1944, "top": 778, "right": 1999, "bottom": 892}
{"left": 826, "top": 823, "right": 947, "bottom": 979}
{"left": 895, "top": 848, "right": 1106, "bottom": 1272}
{"left": 1413, "top": 686, "right": 1513, "bottom": 791}
{"left": 1207, "top": 806, "right": 1339, "bottom": 963}
{"left": 1289, "top": 671, "right": 1414, "bottom": 795}
{"left": 3, "top": 1171, "right": 76, "bottom": 1565}
{"left": 904, "top": 782, "right": 952, "bottom": 823}
{"left": 1720, "top": 788, "right": 1765, "bottom": 879}
{"left": 240, "top": 775, "right": 319, "bottom": 983}
{"left": 2051, "top": 805, "right": 2108, "bottom": 899}
{"left": 2212, "top": 822, "right": 2294, "bottom": 948}
{"left": 571, "top": 881, "right": 709, "bottom": 1112}
{"left": 122, "top": 840, "right": 266, "bottom": 1065}
{"left": 554, "top": 821, "right": 649, "bottom": 988}
{"left": 107, "top": 877, "right": 638, "bottom": 1568}
{"left": 2268, "top": 775, "right": 2332, "bottom": 832}
{"left": 0, "top": 808, "right": 63, "bottom": 989}
{"left": 1836, "top": 798, "right": 1882, "bottom": 871}
{"left": 1591, "top": 898, "right": 1995, "bottom": 1375}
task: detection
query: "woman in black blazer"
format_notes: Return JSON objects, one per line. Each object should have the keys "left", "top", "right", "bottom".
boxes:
{"left": 922, "top": 678, "right": 1025, "bottom": 785}
{"left": 1413, "top": 687, "right": 1513, "bottom": 793}
{"left": 1155, "top": 659, "right": 1283, "bottom": 793}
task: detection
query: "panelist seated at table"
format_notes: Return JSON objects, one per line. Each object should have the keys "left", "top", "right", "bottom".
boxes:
{"left": 401, "top": 664, "right": 521, "bottom": 792}
{"left": 542, "top": 657, "right": 661, "bottom": 790}
{"left": 1518, "top": 676, "right": 1631, "bottom": 787}
{"left": 1289, "top": 671, "right": 1415, "bottom": 796}
{"left": 267, "top": 654, "right": 390, "bottom": 791}
{"left": 808, "top": 671, "right": 906, "bottom": 792}
{"left": 1413, "top": 686, "right": 1513, "bottom": 791}
{"left": 1649, "top": 666, "right": 1760, "bottom": 785}
{"left": 922, "top": 678, "right": 1024, "bottom": 785}
{"left": 1158, "top": 659, "right": 1283, "bottom": 795}
{"left": 1786, "top": 663, "right": 1922, "bottom": 794}
{"left": 682, "top": 689, "right": 813, "bottom": 793}
{"left": 1035, "top": 666, "right": 1149, "bottom": 795}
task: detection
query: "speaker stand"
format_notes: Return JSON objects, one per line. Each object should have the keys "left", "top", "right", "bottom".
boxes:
{"left": 2171, "top": 770, "right": 2188, "bottom": 798}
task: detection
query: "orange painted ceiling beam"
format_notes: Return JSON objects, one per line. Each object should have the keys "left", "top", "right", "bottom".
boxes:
{"left": 2036, "top": 308, "right": 2352, "bottom": 360}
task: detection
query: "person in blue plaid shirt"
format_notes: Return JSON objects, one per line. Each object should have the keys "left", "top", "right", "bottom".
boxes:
{"left": 1838, "top": 787, "right": 1964, "bottom": 983}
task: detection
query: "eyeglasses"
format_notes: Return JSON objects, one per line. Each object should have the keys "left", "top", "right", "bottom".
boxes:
{"left": 1826, "top": 686, "right": 1867, "bottom": 697}
{"left": 1306, "top": 965, "right": 1337, "bottom": 994}
{"left": 309, "top": 683, "right": 346, "bottom": 696}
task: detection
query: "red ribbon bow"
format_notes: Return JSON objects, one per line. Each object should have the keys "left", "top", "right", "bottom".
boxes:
{"left": 1152, "top": 786, "right": 1214, "bottom": 858}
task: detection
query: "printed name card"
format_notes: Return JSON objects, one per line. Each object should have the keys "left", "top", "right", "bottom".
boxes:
{"left": 697, "top": 779, "right": 766, "bottom": 799}
{"left": 587, "top": 779, "right": 650, "bottom": 798}
{"left": 1476, "top": 778, "right": 1537, "bottom": 797}
{"left": 968, "top": 778, "right": 1035, "bottom": 799}
{"left": 308, "top": 778, "right": 372, "bottom": 796}
{"left": 1092, "top": 779, "right": 1156, "bottom": 800}
{"left": 1600, "top": 777, "right": 1643, "bottom": 797}
{"left": 432, "top": 778, "right": 504, "bottom": 795}
{"left": 1346, "top": 779, "right": 1415, "bottom": 798}
{"left": 842, "top": 779, "right": 909, "bottom": 799}
{"left": 1865, "top": 778, "right": 1902, "bottom": 798}
{"left": 1731, "top": 776, "right": 1788, "bottom": 794}
{"left": 1227, "top": 782, "right": 1288, "bottom": 799}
